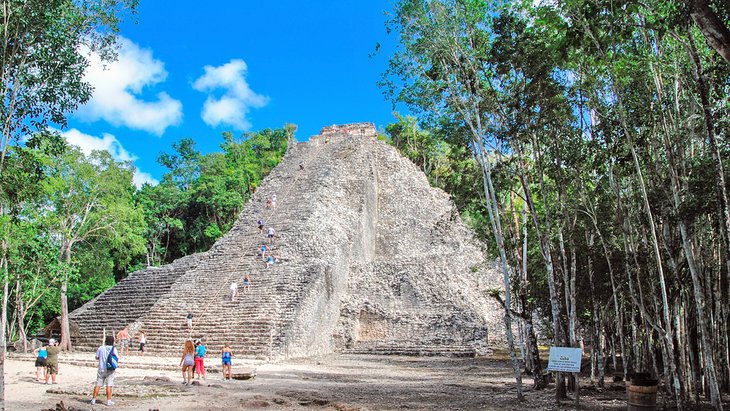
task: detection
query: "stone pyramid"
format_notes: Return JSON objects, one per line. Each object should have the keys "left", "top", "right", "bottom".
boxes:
{"left": 67, "top": 123, "right": 504, "bottom": 359}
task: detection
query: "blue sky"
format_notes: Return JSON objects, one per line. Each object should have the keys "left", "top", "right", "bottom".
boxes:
{"left": 63, "top": 1, "right": 402, "bottom": 186}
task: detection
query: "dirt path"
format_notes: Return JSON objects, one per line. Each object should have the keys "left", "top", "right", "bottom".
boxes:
{"left": 6, "top": 353, "right": 639, "bottom": 410}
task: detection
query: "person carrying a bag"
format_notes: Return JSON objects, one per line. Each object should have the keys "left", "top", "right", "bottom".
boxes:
{"left": 91, "top": 335, "right": 117, "bottom": 406}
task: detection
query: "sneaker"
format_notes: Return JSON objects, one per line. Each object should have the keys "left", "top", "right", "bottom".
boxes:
{"left": 90, "top": 399, "right": 96, "bottom": 405}
{"left": 106, "top": 399, "right": 114, "bottom": 406}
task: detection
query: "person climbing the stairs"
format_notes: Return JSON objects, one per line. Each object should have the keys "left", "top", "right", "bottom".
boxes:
{"left": 229, "top": 281, "right": 238, "bottom": 302}
{"left": 138, "top": 331, "right": 146, "bottom": 356}
{"left": 186, "top": 312, "right": 193, "bottom": 332}
{"left": 194, "top": 340, "right": 207, "bottom": 379}
{"left": 266, "top": 226, "right": 275, "bottom": 244}
{"left": 265, "top": 255, "right": 276, "bottom": 268}
{"left": 271, "top": 194, "right": 277, "bottom": 208}
{"left": 116, "top": 327, "right": 130, "bottom": 356}
{"left": 299, "top": 160, "right": 305, "bottom": 170}
{"left": 242, "top": 274, "right": 251, "bottom": 292}
{"left": 260, "top": 244, "right": 268, "bottom": 259}
{"left": 257, "top": 219, "right": 264, "bottom": 233}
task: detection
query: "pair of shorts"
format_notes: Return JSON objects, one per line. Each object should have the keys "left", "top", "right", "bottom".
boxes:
{"left": 46, "top": 363, "right": 58, "bottom": 374}
{"left": 96, "top": 369, "right": 115, "bottom": 387}
{"left": 120, "top": 339, "right": 129, "bottom": 349}
{"left": 267, "top": 233, "right": 274, "bottom": 238}
{"left": 222, "top": 359, "right": 231, "bottom": 366}
{"left": 35, "top": 358, "right": 47, "bottom": 367}
{"left": 183, "top": 355, "right": 194, "bottom": 367}
{"left": 139, "top": 343, "right": 145, "bottom": 351}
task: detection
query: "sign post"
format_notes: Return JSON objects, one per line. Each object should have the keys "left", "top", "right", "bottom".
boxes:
{"left": 547, "top": 347, "right": 583, "bottom": 405}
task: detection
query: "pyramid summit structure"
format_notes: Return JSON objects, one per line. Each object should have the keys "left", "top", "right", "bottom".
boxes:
{"left": 66, "top": 123, "right": 505, "bottom": 359}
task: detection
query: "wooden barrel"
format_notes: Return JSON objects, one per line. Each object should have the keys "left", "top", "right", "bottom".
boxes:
{"left": 625, "top": 373, "right": 650, "bottom": 396}
{"left": 627, "top": 378, "right": 658, "bottom": 411}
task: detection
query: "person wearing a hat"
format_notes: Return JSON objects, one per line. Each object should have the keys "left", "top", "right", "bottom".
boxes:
{"left": 44, "top": 338, "right": 62, "bottom": 384}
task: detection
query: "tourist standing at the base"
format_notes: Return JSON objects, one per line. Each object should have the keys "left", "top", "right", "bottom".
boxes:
{"left": 180, "top": 340, "right": 195, "bottom": 385}
{"left": 195, "top": 340, "right": 207, "bottom": 379}
{"left": 91, "top": 335, "right": 116, "bottom": 406}
{"left": 33, "top": 344, "right": 47, "bottom": 382}
{"left": 44, "top": 338, "right": 61, "bottom": 384}
{"left": 221, "top": 344, "right": 233, "bottom": 380}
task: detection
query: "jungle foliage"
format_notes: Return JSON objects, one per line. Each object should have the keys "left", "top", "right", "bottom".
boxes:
{"left": 382, "top": 0, "right": 730, "bottom": 407}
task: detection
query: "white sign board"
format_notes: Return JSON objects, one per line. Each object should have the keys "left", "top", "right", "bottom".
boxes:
{"left": 546, "top": 347, "right": 583, "bottom": 373}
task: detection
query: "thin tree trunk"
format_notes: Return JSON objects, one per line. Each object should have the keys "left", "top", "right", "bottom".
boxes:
{"left": 582, "top": 183, "right": 628, "bottom": 380}
{"left": 59, "top": 243, "right": 73, "bottom": 351}
{"left": 455, "top": 103, "right": 524, "bottom": 399}
{"left": 0, "top": 251, "right": 7, "bottom": 408}
{"left": 514, "top": 143, "right": 567, "bottom": 400}
{"left": 474, "top": 140, "right": 524, "bottom": 400}
{"left": 14, "top": 277, "right": 26, "bottom": 353}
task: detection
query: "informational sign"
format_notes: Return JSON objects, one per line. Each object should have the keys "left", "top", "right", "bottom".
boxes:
{"left": 546, "top": 347, "right": 583, "bottom": 373}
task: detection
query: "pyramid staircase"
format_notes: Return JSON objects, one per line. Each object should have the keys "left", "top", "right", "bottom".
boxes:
{"left": 68, "top": 124, "right": 503, "bottom": 359}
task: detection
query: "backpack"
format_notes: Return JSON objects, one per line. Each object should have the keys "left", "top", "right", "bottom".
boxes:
{"left": 106, "top": 346, "right": 118, "bottom": 370}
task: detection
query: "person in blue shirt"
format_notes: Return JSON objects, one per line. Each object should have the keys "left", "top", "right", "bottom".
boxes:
{"left": 194, "top": 340, "right": 207, "bottom": 379}
{"left": 33, "top": 345, "right": 48, "bottom": 382}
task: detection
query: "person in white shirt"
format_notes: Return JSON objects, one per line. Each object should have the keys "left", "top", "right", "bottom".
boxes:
{"left": 91, "top": 335, "right": 116, "bottom": 406}
{"left": 230, "top": 281, "right": 238, "bottom": 302}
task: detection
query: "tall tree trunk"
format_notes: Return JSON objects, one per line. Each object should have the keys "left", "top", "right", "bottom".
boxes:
{"left": 0, "top": 250, "right": 7, "bottom": 408}
{"left": 456, "top": 106, "right": 524, "bottom": 399}
{"left": 585, "top": 231, "right": 605, "bottom": 387}
{"left": 583, "top": 180, "right": 629, "bottom": 379}
{"left": 686, "top": 27, "right": 730, "bottom": 397}
{"left": 686, "top": 0, "right": 730, "bottom": 64}
{"left": 520, "top": 200, "right": 544, "bottom": 389}
{"left": 518, "top": 169, "right": 567, "bottom": 399}
{"left": 14, "top": 277, "right": 26, "bottom": 353}
{"left": 59, "top": 243, "right": 73, "bottom": 351}
{"left": 473, "top": 139, "right": 524, "bottom": 400}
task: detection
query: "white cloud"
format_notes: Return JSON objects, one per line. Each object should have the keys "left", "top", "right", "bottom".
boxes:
{"left": 131, "top": 169, "right": 158, "bottom": 188}
{"left": 193, "top": 59, "right": 268, "bottom": 130}
{"left": 76, "top": 37, "right": 183, "bottom": 135}
{"left": 61, "top": 128, "right": 159, "bottom": 188}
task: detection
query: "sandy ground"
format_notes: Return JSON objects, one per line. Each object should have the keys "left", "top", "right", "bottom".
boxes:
{"left": 5, "top": 352, "right": 717, "bottom": 411}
